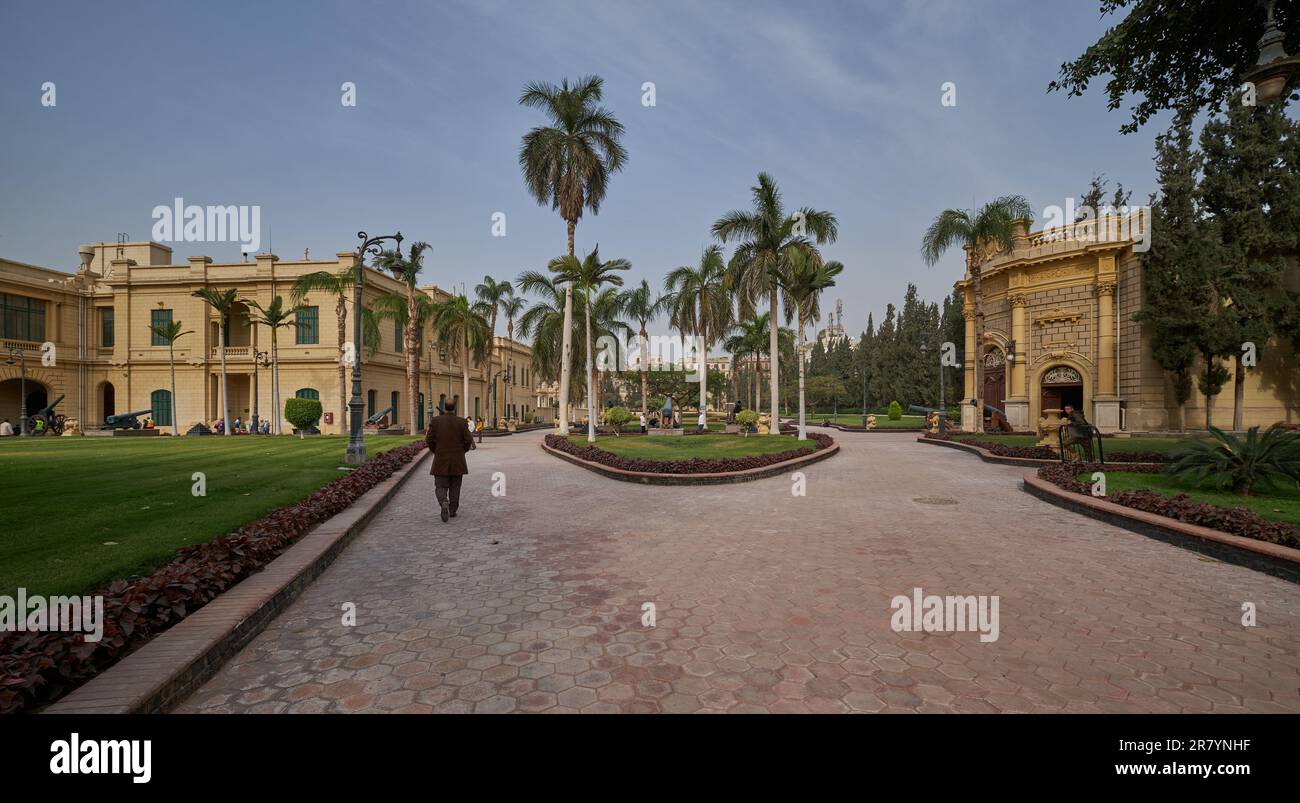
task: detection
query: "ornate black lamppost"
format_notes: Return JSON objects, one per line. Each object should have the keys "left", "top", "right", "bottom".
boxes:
{"left": 346, "top": 230, "right": 403, "bottom": 464}
{"left": 5, "top": 345, "right": 28, "bottom": 436}
{"left": 426, "top": 339, "right": 436, "bottom": 431}
{"left": 251, "top": 349, "right": 270, "bottom": 434}
{"left": 1244, "top": 0, "right": 1300, "bottom": 104}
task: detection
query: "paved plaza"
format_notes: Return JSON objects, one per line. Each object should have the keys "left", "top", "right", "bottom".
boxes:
{"left": 178, "top": 430, "right": 1300, "bottom": 714}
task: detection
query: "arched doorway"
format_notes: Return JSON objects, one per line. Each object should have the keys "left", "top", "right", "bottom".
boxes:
{"left": 1040, "top": 365, "right": 1084, "bottom": 417}
{"left": 0, "top": 378, "right": 49, "bottom": 429}
{"left": 98, "top": 381, "right": 116, "bottom": 422}
{"left": 982, "top": 348, "right": 1006, "bottom": 415}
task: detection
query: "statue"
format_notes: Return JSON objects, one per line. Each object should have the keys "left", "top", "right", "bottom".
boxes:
{"left": 1059, "top": 404, "right": 1096, "bottom": 462}
{"left": 866, "top": 413, "right": 877, "bottom": 431}
{"left": 661, "top": 396, "right": 673, "bottom": 429}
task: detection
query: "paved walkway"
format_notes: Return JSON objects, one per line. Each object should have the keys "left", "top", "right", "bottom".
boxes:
{"left": 179, "top": 430, "right": 1300, "bottom": 713}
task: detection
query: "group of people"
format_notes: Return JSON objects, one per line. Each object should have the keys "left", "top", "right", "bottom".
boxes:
{"left": 211, "top": 417, "right": 271, "bottom": 434}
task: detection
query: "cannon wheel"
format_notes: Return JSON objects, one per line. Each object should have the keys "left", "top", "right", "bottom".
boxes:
{"left": 51, "top": 414, "right": 67, "bottom": 435}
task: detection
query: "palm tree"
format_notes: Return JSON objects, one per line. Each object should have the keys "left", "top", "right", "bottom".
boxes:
{"left": 920, "top": 195, "right": 1032, "bottom": 426}
{"left": 516, "top": 272, "right": 572, "bottom": 405}
{"left": 499, "top": 294, "right": 527, "bottom": 422}
{"left": 192, "top": 287, "right": 239, "bottom": 435}
{"left": 518, "top": 75, "right": 628, "bottom": 436}
{"left": 372, "top": 289, "right": 437, "bottom": 426}
{"left": 373, "top": 241, "right": 432, "bottom": 432}
{"left": 291, "top": 265, "right": 359, "bottom": 434}
{"left": 782, "top": 251, "right": 844, "bottom": 439}
{"left": 616, "top": 279, "right": 669, "bottom": 425}
{"left": 548, "top": 247, "right": 630, "bottom": 442}
{"left": 713, "top": 173, "right": 837, "bottom": 433}
{"left": 723, "top": 314, "right": 772, "bottom": 412}
{"left": 475, "top": 276, "right": 515, "bottom": 426}
{"left": 244, "top": 296, "right": 300, "bottom": 435}
{"left": 665, "top": 245, "right": 733, "bottom": 422}
{"left": 430, "top": 294, "right": 491, "bottom": 417}
{"left": 148, "top": 319, "right": 194, "bottom": 437}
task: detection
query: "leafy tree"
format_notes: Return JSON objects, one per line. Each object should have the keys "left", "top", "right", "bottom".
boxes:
{"left": 713, "top": 172, "right": 837, "bottom": 433}
{"left": 603, "top": 405, "right": 633, "bottom": 435}
{"left": 888, "top": 400, "right": 903, "bottom": 421}
{"left": 921, "top": 195, "right": 1033, "bottom": 419}
{"left": 518, "top": 75, "right": 627, "bottom": 434}
{"left": 1048, "top": 1, "right": 1297, "bottom": 134}
{"left": 191, "top": 287, "right": 239, "bottom": 435}
{"left": 805, "top": 375, "right": 846, "bottom": 415}
{"left": 147, "top": 319, "right": 193, "bottom": 436}
{"left": 284, "top": 396, "right": 323, "bottom": 434}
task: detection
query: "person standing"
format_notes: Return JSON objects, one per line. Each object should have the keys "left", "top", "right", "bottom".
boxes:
{"left": 0, "top": 419, "right": 12, "bottom": 436}
{"left": 697, "top": 410, "right": 706, "bottom": 432}
{"left": 639, "top": 411, "right": 647, "bottom": 434}
{"left": 426, "top": 399, "right": 475, "bottom": 523}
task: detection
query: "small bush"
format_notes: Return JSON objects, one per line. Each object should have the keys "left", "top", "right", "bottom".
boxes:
{"left": 888, "top": 400, "right": 903, "bottom": 420}
{"left": 1166, "top": 424, "right": 1300, "bottom": 496}
{"left": 284, "top": 397, "right": 323, "bottom": 432}
{"left": 603, "top": 406, "right": 633, "bottom": 434}
{"left": 737, "top": 410, "right": 760, "bottom": 433}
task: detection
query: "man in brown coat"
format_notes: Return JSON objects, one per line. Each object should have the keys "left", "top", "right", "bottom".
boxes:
{"left": 425, "top": 399, "right": 475, "bottom": 522}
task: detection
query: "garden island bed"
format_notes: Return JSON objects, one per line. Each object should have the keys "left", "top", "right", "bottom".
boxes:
{"left": 542, "top": 431, "right": 838, "bottom": 485}
{"left": 1025, "top": 461, "right": 1300, "bottom": 584}
{"left": 919, "top": 432, "right": 1176, "bottom": 465}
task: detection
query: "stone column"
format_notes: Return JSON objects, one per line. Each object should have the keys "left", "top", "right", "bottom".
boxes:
{"left": 961, "top": 298, "right": 977, "bottom": 432}
{"left": 1094, "top": 278, "right": 1120, "bottom": 432}
{"left": 1004, "top": 292, "right": 1029, "bottom": 430}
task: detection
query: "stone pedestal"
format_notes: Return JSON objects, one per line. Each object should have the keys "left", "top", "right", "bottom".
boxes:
{"left": 961, "top": 401, "right": 979, "bottom": 433}
{"left": 1004, "top": 400, "right": 1030, "bottom": 432}
{"left": 648, "top": 428, "right": 684, "bottom": 437}
{"left": 1093, "top": 398, "right": 1121, "bottom": 433}
{"left": 1036, "top": 409, "right": 1063, "bottom": 454}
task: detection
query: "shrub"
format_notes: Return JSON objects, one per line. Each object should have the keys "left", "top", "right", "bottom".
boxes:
{"left": 888, "top": 400, "right": 902, "bottom": 420}
{"left": 284, "top": 397, "right": 323, "bottom": 432}
{"left": 737, "top": 409, "right": 760, "bottom": 434}
{"left": 603, "top": 406, "right": 633, "bottom": 435}
{"left": 1166, "top": 424, "right": 1300, "bottom": 496}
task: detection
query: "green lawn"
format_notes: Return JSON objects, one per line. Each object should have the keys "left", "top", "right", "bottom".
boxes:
{"left": 954, "top": 433, "right": 1200, "bottom": 454}
{"left": 0, "top": 435, "right": 419, "bottom": 598}
{"left": 1079, "top": 470, "right": 1300, "bottom": 528}
{"left": 566, "top": 433, "right": 819, "bottom": 461}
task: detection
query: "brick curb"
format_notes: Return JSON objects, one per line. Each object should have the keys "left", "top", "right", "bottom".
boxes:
{"left": 916, "top": 435, "right": 1162, "bottom": 468}
{"left": 541, "top": 438, "right": 840, "bottom": 485}
{"left": 1022, "top": 470, "right": 1300, "bottom": 585}
{"left": 44, "top": 447, "right": 433, "bottom": 714}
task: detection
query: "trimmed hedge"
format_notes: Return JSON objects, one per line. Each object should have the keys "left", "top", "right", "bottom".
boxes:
{"left": 1037, "top": 462, "right": 1300, "bottom": 549}
{"left": 0, "top": 441, "right": 425, "bottom": 715}
{"left": 545, "top": 432, "right": 832, "bottom": 475}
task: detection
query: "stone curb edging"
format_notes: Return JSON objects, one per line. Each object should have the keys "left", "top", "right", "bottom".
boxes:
{"left": 541, "top": 439, "right": 840, "bottom": 485}
{"left": 44, "top": 447, "right": 433, "bottom": 714}
{"left": 1022, "top": 470, "right": 1300, "bottom": 585}
{"left": 916, "top": 435, "right": 1162, "bottom": 468}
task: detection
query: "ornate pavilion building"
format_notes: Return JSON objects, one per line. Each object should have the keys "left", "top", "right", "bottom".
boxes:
{"left": 956, "top": 213, "right": 1298, "bottom": 434}
{"left": 0, "top": 241, "right": 538, "bottom": 434}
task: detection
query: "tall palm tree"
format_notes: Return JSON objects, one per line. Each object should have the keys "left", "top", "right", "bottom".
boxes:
{"left": 373, "top": 241, "right": 432, "bottom": 432}
{"left": 723, "top": 313, "right": 772, "bottom": 413}
{"left": 713, "top": 173, "right": 837, "bottom": 433}
{"left": 372, "top": 290, "right": 437, "bottom": 426}
{"left": 148, "top": 319, "right": 194, "bottom": 437}
{"left": 475, "top": 276, "right": 515, "bottom": 425}
{"left": 243, "top": 296, "right": 300, "bottom": 435}
{"left": 291, "top": 265, "right": 359, "bottom": 434}
{"left": 665, "top": 245, "right": 733, "bottom": 420}
{"left": 516, "top": 272, "right": 572, "bottom": 405}
{"left": 430, "top": 294, "right": 491, "bottom": 417}
{"left": 616, "top": 279, "right": 669, "bottom": 424}
{"left": 549, "top": 247, "right": 630, "bottom": 442}
{"left": 921, "top": 196, "right": 1032, "bottom": 426}
{"left": 782, "top": 251, "right": 844, "bottom": 440}
{"left": 192, "top": 287, "right": 239, "bottom": 435}
{"left": 518, "top": 75, "right": 628, "bottom": 436}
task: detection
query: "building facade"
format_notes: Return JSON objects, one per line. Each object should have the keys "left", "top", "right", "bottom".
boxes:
{"left": 956, "top": 214, "right": 1298, "bottom": 433}
{"left": 0, "top": 241, "right": 538, "bottom": 434}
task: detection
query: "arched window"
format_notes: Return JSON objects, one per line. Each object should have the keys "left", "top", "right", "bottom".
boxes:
{"left": 295, "top": 388, "right": 319, "bottom": 400}
{"left": 150, "top": 389, "right": 173, "bottom": 426}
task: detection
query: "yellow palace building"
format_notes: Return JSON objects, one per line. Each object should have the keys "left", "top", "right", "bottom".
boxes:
{"left": 956, "top": 213, "right": 1299, "bottom": 434}
{"left": 0, "top": 241, "right": 537, "bottom": 434}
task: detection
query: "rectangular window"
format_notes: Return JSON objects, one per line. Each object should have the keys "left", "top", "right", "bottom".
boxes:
{"left": 295, "top": 306, "right": 319, "bottom": 345}
{"left": 150, "top": 309, "right": 173, "bottom": 346}
{"left": 0, "top": 293, "right": 46, "bottom": 341}
{"left": 100, "top": 308, "right": 115, "bottom": 347}
{"left": 394, "top": 320, "right": 403, "bottom": 353}
{"left": 367, "top": 389, "right": 376, "bottom": 417}
{"left": 391, "top": 390, "right": 400, "bottom": 420}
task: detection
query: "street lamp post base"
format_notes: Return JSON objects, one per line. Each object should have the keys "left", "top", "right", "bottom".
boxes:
{"left": 345, "top": 443, "right": 368, "bottom": 465}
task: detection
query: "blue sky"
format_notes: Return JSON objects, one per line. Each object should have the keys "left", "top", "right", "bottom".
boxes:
{"left": 0, "top": 0, "right": 1163, "bottom": 340}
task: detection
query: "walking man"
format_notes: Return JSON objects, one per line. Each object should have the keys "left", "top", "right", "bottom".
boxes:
{"left": 426, "top": 399, "right": 475, "bottom": 523}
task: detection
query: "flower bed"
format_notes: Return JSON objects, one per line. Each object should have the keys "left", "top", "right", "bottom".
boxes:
{"left": 929, "top": 434, "right": 1168, "bottom": 463}
{"left": 544, "top": 432, "right": 831, "bottom": 474}
{"left": 1036, "top": 462, "right": 1300, "bottom": 549}
{"left": 0, "top": 441, "right": 426, "bottom": 715}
